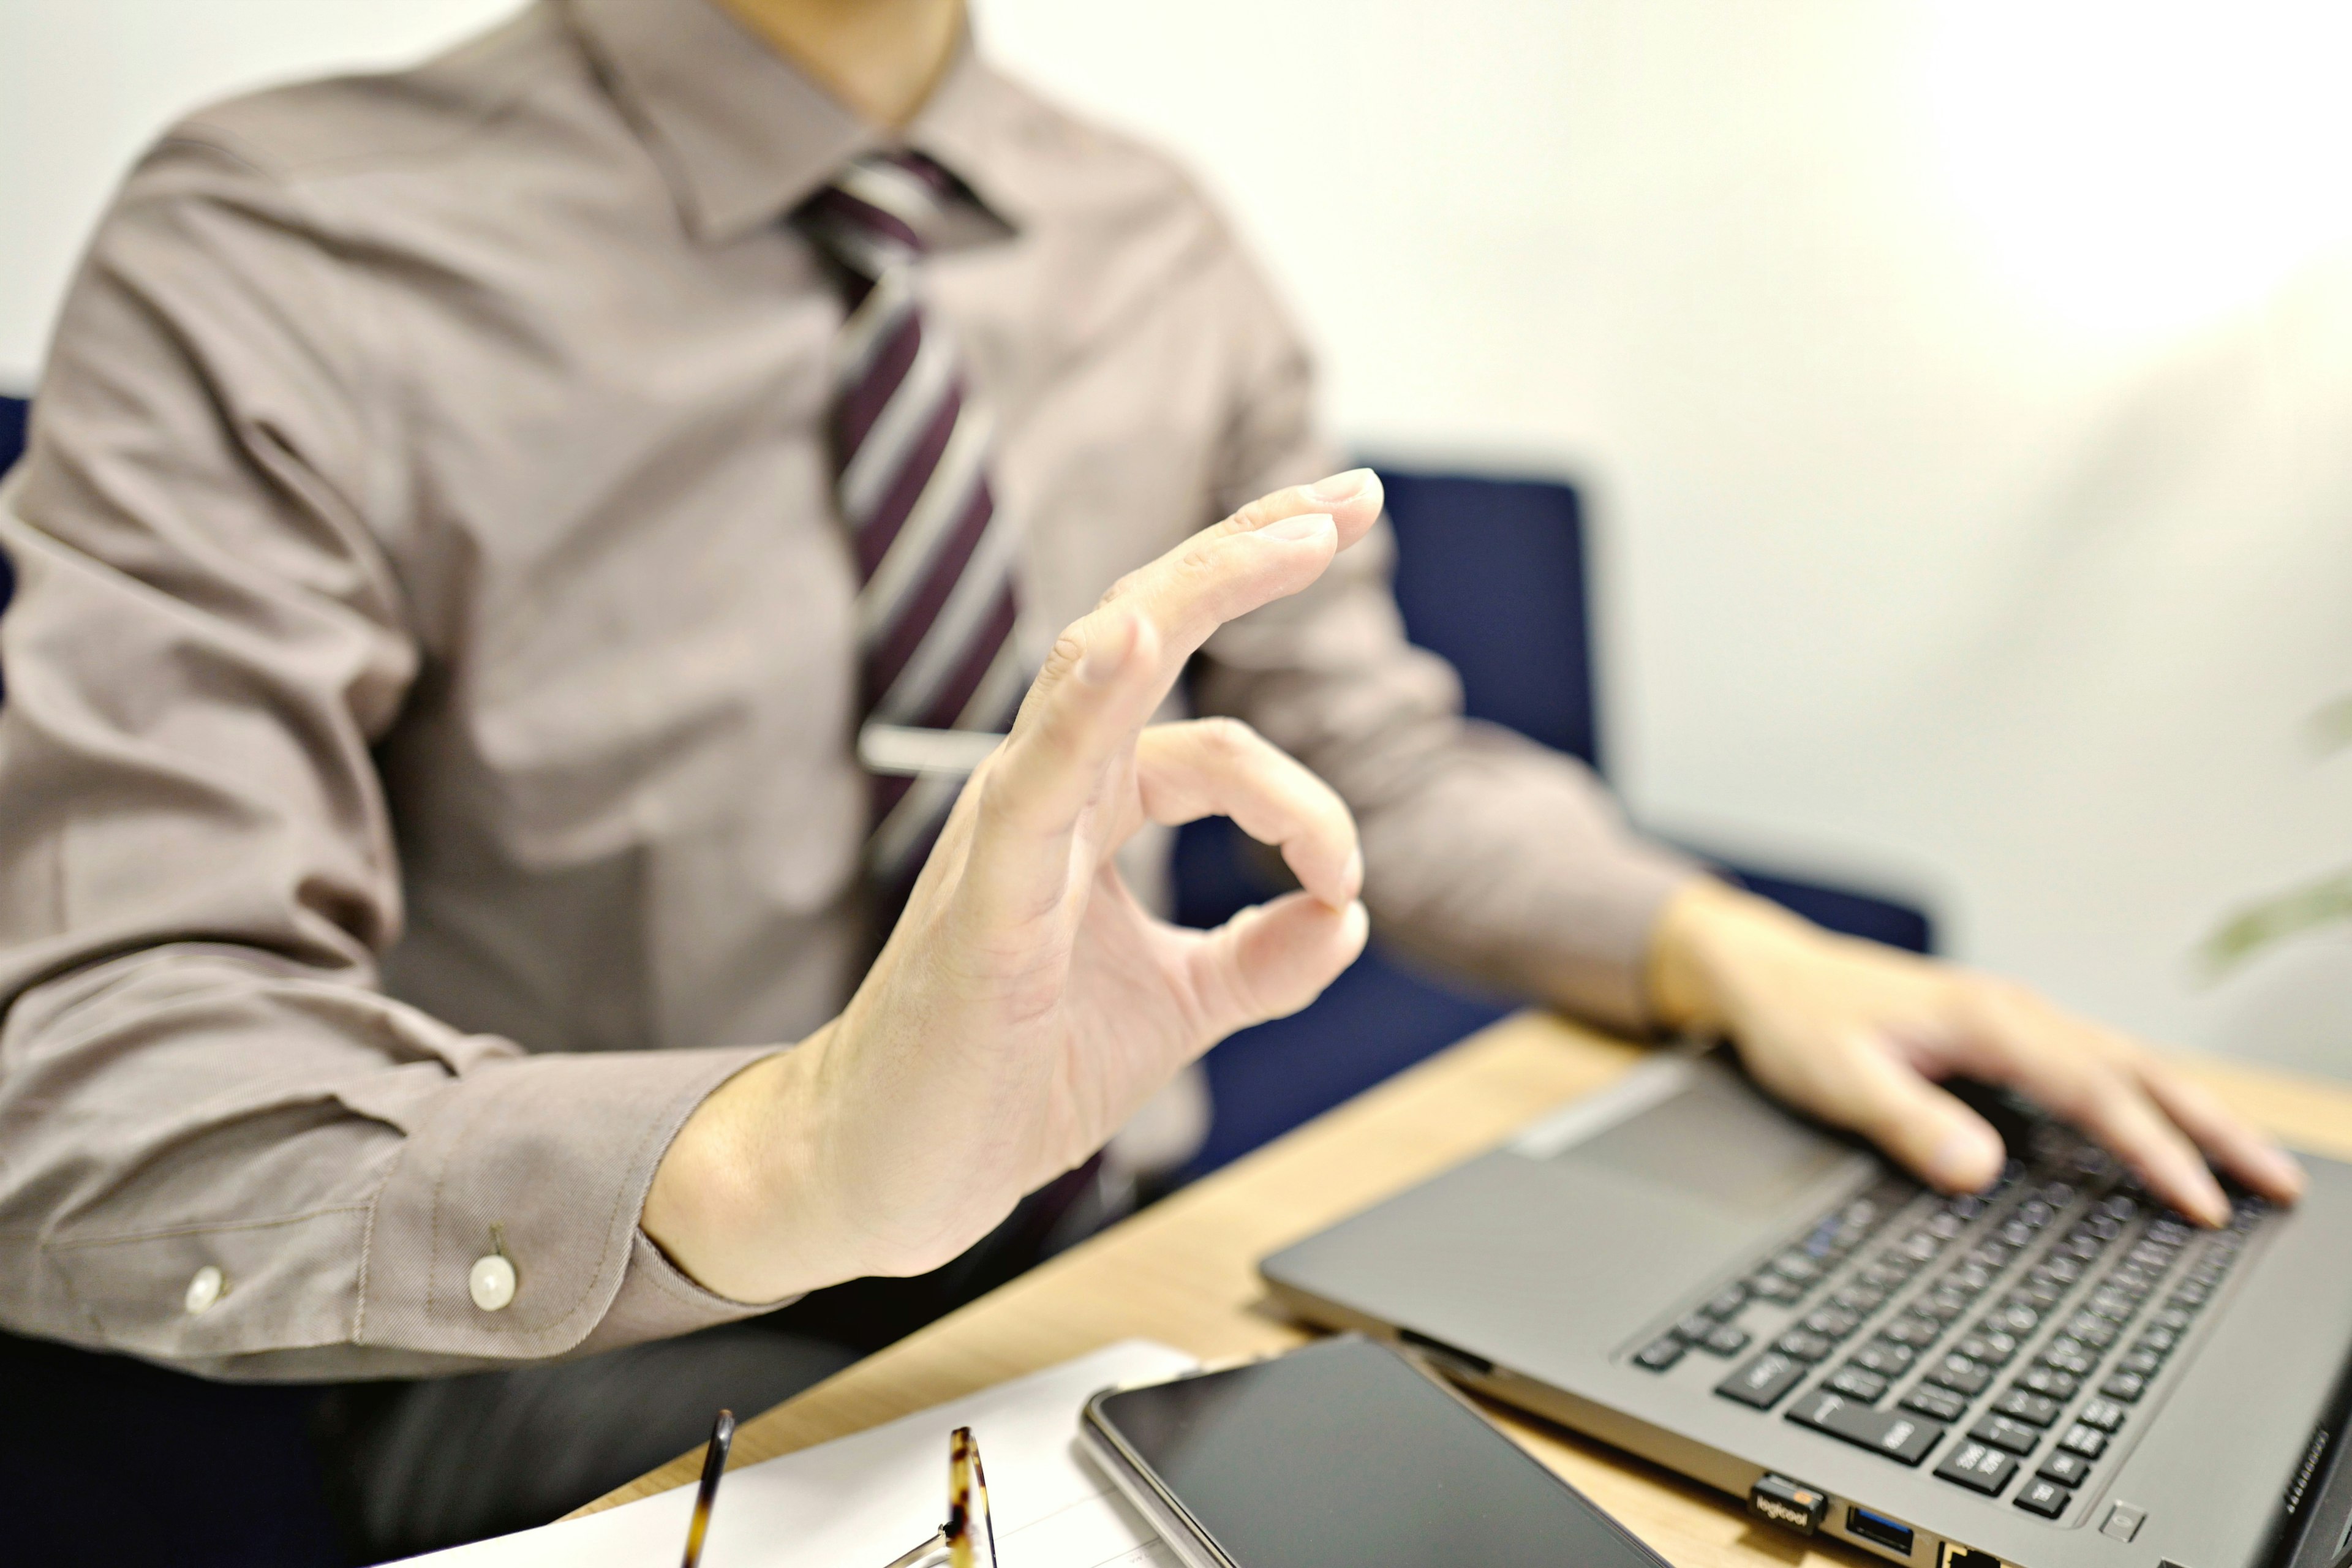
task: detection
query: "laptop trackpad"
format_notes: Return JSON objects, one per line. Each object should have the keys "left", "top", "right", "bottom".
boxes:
{"left": 1554, "top": 1061, "right": 1858, "bottom": 1218}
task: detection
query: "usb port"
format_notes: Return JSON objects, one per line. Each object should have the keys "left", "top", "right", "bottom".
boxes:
{"left": 1847, "top": 1506, "right": 1915, "bottom": 1556}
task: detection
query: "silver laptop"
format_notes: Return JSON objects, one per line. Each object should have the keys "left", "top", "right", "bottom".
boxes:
{"left": 1261, "top": 1048, "right": 2352, "bottom": 1568}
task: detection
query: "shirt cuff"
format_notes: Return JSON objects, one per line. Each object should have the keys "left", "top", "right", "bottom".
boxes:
{"left": 353, "top": 1044, "right": 785, "bottom": 1362}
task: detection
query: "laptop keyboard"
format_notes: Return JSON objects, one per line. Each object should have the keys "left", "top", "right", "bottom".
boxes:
{"left": 1629, "top": 1122, "right": 2272, "bottom": 1528}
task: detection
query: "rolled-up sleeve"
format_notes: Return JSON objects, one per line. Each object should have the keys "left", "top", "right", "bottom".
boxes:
{"left": 0, "top": 134, "right": 785, "bottom": 1379}
{"left": 1192, "top": 241, "right": 1699, "bottom": 1032}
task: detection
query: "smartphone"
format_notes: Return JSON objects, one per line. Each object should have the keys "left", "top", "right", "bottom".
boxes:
{"left": 1078, "top": 1335, "right": 1670, "bottom": 1568}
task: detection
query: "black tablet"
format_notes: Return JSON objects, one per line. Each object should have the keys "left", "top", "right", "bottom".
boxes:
{"left": 1078, "top": 1335, "right": 1670, "bottom": 1568}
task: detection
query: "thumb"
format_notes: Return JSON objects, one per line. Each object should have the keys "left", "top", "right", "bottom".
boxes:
{"left": 1807, "top": 1034, "right": 2007, "bottom": 1194}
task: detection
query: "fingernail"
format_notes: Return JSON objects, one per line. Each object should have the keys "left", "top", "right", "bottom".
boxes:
{"left": 1077, "top": 614, "right": 1134, "bottom": 685}
{"left": 1308, "top": 468, "right": 1374, "bottom": 503}
{"left": 2260, "top": 1145, "right": 2307, "bottom": 1197}
{"left": 1261, "top": 511, "right": 1334, "bottom": 543}
{"left": 1343, "top": 846, "right": 1365, "bottom": 898}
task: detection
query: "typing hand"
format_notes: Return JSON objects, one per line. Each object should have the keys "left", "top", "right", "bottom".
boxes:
{"left": 646, "top": 473, "right": 1382, "bottom": 1302}
{"left": 1646, "top": 879, "right": 2306, "bottom": 1226}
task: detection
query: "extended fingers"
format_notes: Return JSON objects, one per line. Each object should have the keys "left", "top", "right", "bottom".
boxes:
{"left": 2136, "top": 1062, "right": 2306, "bottom": 1204}
{"left": 1957, "top": 987, "right": 2233, "bottom": 1224}
{"left": 1092, "top": 470, "right": 1383, "bottom": 683}
{"left": 1135, "top": 720, "right": 1362, "bottom": 910}
{"left": 1768, "top": 1031, "right": 2008, "bottom": 1194}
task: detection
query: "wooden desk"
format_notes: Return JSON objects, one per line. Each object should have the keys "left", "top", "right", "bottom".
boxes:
{"left": 581, "top": 1012, "right": 2352, "bottom": 1562}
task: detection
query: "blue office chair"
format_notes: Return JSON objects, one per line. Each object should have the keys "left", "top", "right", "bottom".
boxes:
{"left": 1174, "top": 467, "right": 1933, "bottom": 1175}
{"left": 1, "top": 393, "right": 22, "bottom": 705}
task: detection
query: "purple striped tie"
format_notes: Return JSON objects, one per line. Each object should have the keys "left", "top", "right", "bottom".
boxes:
{"left": 799, "top": 152, "right": 1027, "bottom": 891}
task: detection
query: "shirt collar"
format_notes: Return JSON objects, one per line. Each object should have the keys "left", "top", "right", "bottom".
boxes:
{"left": 566, "top": 0, "right": 1026, "bottom": 245}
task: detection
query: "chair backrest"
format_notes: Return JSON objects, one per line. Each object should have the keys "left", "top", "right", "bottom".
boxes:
{"left": 1, "top": 394, "right": 22, "bottom": 703}
{"left": 1377, "top": 464, "right": 1930, "bottom": 955}
{"left": 1377, "top": 468, "right": 1602, "bottom": 770}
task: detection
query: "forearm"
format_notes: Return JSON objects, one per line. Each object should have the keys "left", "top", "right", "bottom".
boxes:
{"left": 0, "top": 946, "right": 786, "bottom": 1377}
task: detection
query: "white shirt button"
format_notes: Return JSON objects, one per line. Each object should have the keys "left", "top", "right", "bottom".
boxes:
{"left": 184, "top": 1265, "right": 224, "bottom": 1316}
{"left": 469, "top": 1253, "right": 518, "bottom": 1312}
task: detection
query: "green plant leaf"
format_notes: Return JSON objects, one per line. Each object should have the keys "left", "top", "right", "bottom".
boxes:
{"left": 2311, "top": 693, "right": 2352, "bottom": 758}
{"left": 2199, "top": 867, "right": 2352, "bottom": 979}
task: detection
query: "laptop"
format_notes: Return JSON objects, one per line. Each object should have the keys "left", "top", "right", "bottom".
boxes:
{"left": 1260, "top": 1047, "right": 2352, "bottom": 1568}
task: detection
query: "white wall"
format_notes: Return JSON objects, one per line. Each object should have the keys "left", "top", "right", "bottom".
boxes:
{"left": 4, "top": 2, "right": 2347, "bottom": 1071}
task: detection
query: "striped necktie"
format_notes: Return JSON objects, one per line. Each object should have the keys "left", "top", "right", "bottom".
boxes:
{"left": 798, "top": 152, "right": 1027, "bottom": 894}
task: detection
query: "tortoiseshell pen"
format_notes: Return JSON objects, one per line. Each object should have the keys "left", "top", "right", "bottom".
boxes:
{"left": 679, "top": 1408, "right": 735, "bottom": 1568}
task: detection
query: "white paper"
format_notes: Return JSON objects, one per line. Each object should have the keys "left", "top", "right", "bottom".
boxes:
{"left": 402, "top": 1340, "right": 1200, "bottom": 1568}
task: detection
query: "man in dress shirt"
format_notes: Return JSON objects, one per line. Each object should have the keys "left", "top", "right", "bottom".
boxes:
{"left": 0, "top": 0, "right": 2302, "bottom": 1553}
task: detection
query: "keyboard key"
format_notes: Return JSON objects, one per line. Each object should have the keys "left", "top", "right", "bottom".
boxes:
{"left": 1702, "top": 1324, "right": 1751, "bottom": 1357}
{"left": 2038, "top": 1449, "right": 2092, "bottom": 1486}
{"left": 1834, "top": 1283, "right": 1889, "bottom": 1314}
{"left": 2015, "top": 1477, "right": 2071, "bottom": 1518}
{"left": 1677, "top": 1313, "right": 1716, "bottom": 1341}
{"left": 2139, "top": 1326, "right": 2179, "bottom": 1354}
{"left": 2098, "top": 1373, "right": 2154, "bottom": 1410}
{"left": 1917, "top": 1288, "right": 1971, "bottom": 1322}
{"left": 1706, "top": 1284, "right": 1749, "bottom": 1318}
{"left": 2041, "top": 1340, "right": 2096, "bottom": 1378}
{"left": 1927, "top": 1354, "right": 1991, "bottom": 1396}
{"left": 1985, "top": 1301, "right": 2040, "bottom": 1336}
{"left": 1994, "top": 1389, "right": 2060, "bottom": 1427}
{"left": 2120, "top": 1348, "right": 2162, "bottom": 1376}
{"left": 1829, "top": 1364, "right": 1890, "bottom": 1402}
{"left": 2021, "top": 1366, "right": 2081, "bottom": 1400}
{"left": 2059, "top": 1423, "right": 2109, "bottom": 1459}
{"left": 1775, "top": 1329, "right": 1833, "bottom": 1363}
{"left": 2065, "top": 1315, "right": 2119, "bottom": 1350}
{"left": 1774, "top": 1251, "right": 1825, "bottom": 1283}
{"left": 1853, "top": 1340, "right": 1916, "bottom": 1377}
{"left": 1970, "top": 1241, "right": 2016, "bottom": 1271}
{"left": 1901, "top": 1384, "right": 1969, "bottom": 1423}
{"left": 2077, "top": 1398, "right": 2125, "bottom": 1433}
{"left": 1969, "top": 1414, "right": 2042, "bottom": 1455}
{"left": 2016, "top": 1277, "right": 2067, "bottom": 1310}
{"left": 1749, "top": 1272, "right": 1805, "bottom": 1304}
{"left": 2151, "top": 1307, "right": 2192, "bottom": 1333}
{"left": 1957, "top": 1331, "right": 2017, "bottom": 1367}
{"left": 1860, "top": 1261, "right": 1911, "bottom": 1291}
{"left": 1804, "top": 1306, "right": 1861, "bottom": 1340}
{"left": 1787, "top": 1389, "right": 1945, "bottom": 1465}
{"left": 1635, "top": 1337, "right": 1685, "bottom": 1371}
{"left": 2087, "top": 1287, "right": 2137, "bottom": 1321}
{"left": 1718, "top": 1352, "right": 1807, "bottom": 1409}
{"left": 1883, "top": 1314, "right": 1943, "bottom": 1349}
{"left": 1935, "top": 1439, "right": 2019, "bottom": 1495}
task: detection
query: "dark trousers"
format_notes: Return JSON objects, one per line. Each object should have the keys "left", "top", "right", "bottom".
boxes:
{"left": 2, "top": 1159, "right": 1120, "bottom": 1565}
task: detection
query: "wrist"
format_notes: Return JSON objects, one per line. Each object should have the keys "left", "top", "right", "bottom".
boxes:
{"left": 1643, "top": 877, "right": 1808, "bottom": 1034}
{"left": 643, "top": 1024, "right": 845, "bottom": 1302}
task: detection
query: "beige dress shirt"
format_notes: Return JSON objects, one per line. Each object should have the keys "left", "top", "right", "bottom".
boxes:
{"left": 0, "top": 0, "right": 1694, "bottom": 1379}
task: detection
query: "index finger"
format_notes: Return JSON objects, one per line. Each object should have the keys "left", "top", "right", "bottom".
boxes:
{"left": 1093, "top": 469, "right": 1385, "bottom": 688}
{"left": 960, "top": 473, "right": 1378, "bottom": 909}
